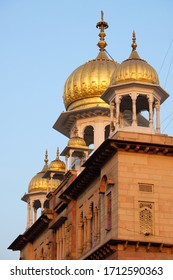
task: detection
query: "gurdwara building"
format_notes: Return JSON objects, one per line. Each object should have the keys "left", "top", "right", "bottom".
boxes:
{"left": 8, "top": 13, "right": 173, "bottom": 260}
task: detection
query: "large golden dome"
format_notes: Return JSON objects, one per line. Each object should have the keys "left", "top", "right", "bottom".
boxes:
{"left": 63, "top": 14, "right": 119, "bottom": 111}
{"left": 111, "top": 32, "right": 159, "bottom": 86}
{"left": 28, "top": 151, "right": 59, "bottom": 193}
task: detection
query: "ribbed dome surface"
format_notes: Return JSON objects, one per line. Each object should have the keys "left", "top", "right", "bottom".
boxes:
{"left": 63, "top": 51, "right": 118, "bottom": 111}
{"left": 28, "top": 165, "right": 59, "bottom": 193}
{"left": 49, "top": 158, "right": 66, "bottom": 172}
{"left": 111, "top": 33, "right": 159, "bottom": 86}
{"left": 68, "top": 135, "right": 87, "bottom": 147}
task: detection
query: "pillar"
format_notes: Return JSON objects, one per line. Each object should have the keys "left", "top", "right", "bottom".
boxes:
{"left": 27, "top": 201, "right": 32, "bottom": 228}
{"left": 94, "top": 206, "right": 98, "bottom": 243}
{"left": 86, "top": 205, "right": 92, "bottom": 250}
{"left": 83, "top": 217, "right": 87, "bottom": 252}
{"left": 34, "top": 208, "right": 37, "bottom": 223}
{"left": 110, "top": 100, "right": 115, "bottom": 132}
{"left": 155, "top": 100, "right": 160, "bottom": 133}
{"left": 65, "top": 155, "right": 69, "bottom": 172}
{"left": 115, "top": 95, "right": 121, "bottom": 128}
{"left": 131, "top": 93, "right": 137, "bottom": 126}
{"left": 148, "top": 95, "right": 154, "bottom": 128}
{"left": 78, "top": 213, "right": 83, "bottom": 255}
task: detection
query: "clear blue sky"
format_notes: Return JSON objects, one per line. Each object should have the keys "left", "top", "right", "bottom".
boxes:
{"left": 0, "top": 0, "right": 173, "bottom": 259}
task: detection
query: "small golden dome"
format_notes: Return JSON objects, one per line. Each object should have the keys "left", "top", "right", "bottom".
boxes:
{"left": 49, "top": 148, "right": 66, "bottom": 172}
{"left": 63, "top": 13, "right": 118, "bottom": 111}
{"left": 111, "top": 31, "right": 159, "bottom": 86}
{"left": 68, "top": 127, "right": 87, "bottom": 147}
{"left": 28, "top": 151, "right": 59, "bottom": 193}
{"left": 68, "top": 136, "right": 87, "bottom": 147}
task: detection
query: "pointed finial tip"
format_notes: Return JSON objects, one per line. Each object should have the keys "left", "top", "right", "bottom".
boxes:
{"left": 131, "top": 30, "right": 137, "bottom": 51}
{"left": 56, "top": 147, "right": 59, "bottom": 159}
{"left": 101, "top": 10, "right": 104, "bottom": 21}
{"left": 96, "top": 11, "right": 108, "bottom": 51}
{"left": 44, "top": 149, "right": 49, "bottom": 165}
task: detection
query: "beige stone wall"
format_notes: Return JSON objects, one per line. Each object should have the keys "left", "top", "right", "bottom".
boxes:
{"left": 117, "top": 150, "right": 173, "bottom": 244}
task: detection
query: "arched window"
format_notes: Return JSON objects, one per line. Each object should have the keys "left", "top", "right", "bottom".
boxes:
{"left": 100, "top": 175, "right": 107, "bottom": 193}
{"left": 44, "top": 199, "right": 49, "bottom": 209}
{"left": 84, "top": 125, "right": 94, "bottom": 147}
{"left": 136, "top": 95, "right": 149, "bottom": 127}
{"left": 100, "top": 175, "right": 113, "bottom": 231}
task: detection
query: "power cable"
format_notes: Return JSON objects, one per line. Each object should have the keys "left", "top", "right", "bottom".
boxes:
{"left": 159, "top": 38, "right": 173, "bottom": 74}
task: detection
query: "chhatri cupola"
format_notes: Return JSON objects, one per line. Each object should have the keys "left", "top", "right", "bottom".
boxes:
{"left": 22, "top": 150, "right": 65, "bottom": 229}
{"left": 53, "top": 12, "right": 119, "bottom": 150}
{"left": 102, "top": 31, "right": 169, "bottom": 135}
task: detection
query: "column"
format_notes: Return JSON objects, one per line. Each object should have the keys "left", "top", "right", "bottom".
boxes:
{"left": 94, "top": 207, "right": 98, "bottom": 243}
{"left": 27, "top": 201, "right": 32, "bottom": 228}
{"left": 83, "top": 217, "right": 87, "bottom": 252}
{"left": 69, "top": 150, "right": 73, "bottom": 169}
{"left": 110, "top": 100, "right": 115, "bottom": 132}
{"left": 148, "top": 95, "right": 154, "bottom": 128}
{"left": 155, "top": 100, "right": 160, "bottom": 133}
{"left": 65, "top": 155, "right": 69, "bottom": 172}
{"left": 29, "top": 200, "right": 34, "bottom": 227}
{"left": 131, "top": 93, "right": 137, "bottom": 126}
{"left": 115, "top": 95, "right": 121, "bottom": 128}
{"left": 62, "top": 224, "right": 66, "bottom": 259}
{"left": 78, "top": 213, "right": 83, "bottom": 255}
{"left": 65, "top": 221, "right": 69, "bottom": 258}
{"left": 56, "top": 230, "right": 60, "bottom": 259}
{"left": 86, "top": 206, "right": 92, "bottom": 250}
{"left": 34, "top": 208, "right": 37, "bottom": 223}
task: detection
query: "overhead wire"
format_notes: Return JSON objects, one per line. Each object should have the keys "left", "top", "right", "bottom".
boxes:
{"left": 158, "top": 38, "right": 173, "bottom": 132}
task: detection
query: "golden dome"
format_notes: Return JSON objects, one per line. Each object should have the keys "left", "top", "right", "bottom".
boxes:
{"left": 48, "top": 148, "right": 66, "bottom": 172}
{"left": 111, "top": 32, "right": 159, "bottom": 86}
{"left": 28, "top": 151, "right": 59, "bottom": 193}
{"left": 63, "top": 13, "right": 119, "bottom": 111}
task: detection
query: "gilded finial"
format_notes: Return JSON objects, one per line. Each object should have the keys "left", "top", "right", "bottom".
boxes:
{"left": 131, "top": 31, "right": 137, "bottom": 51}
{"left": 96, "top": 11, "right": 108, "bottom": 51}
{"left": 56, "top": 147, "right": 59, "bottom": 160}
{"left": 44, "top": 149, "right": 49, "bottom": 165}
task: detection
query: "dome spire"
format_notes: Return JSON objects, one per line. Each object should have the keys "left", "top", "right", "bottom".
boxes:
{"left": 96, "top": 11, "right": 108, "bottom": 51}
{"left": 131, "top": 30, "right": 137, "bottom": 51}
{"left": 44, "top": 149, "right": 49, "bottom": 166}
{"left": 56, "top": 147, "right": 59, "bottom": 160}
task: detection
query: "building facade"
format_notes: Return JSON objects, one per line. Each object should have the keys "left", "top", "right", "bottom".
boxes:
{"left": 8, "top": 13, "right": 173, "bottom": 260}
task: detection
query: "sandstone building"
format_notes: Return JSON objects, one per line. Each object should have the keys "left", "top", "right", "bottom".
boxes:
{"left": 8, "top": 13, "right": 173, "bottom": 260}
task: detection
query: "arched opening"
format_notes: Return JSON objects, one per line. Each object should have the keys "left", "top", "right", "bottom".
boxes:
{"left": 84, "top": 125, "right": 94, "bottom": 147}
{"left": 120, "top": 95, "right": 132, "bottom": 127}
{"left": 100, "top": 175, "right": 107, "bottom": 193}
{"left": 33, "top": 199, "right": 41, "bottom": 220}
{"left": 44, "top": 199, "right": 49, "bottom": 209}
{"left": 33, "top": 199, "right": 41, "bottom": 210}
{"left": 136, "top": 95, "right": 149, "bottom": 127}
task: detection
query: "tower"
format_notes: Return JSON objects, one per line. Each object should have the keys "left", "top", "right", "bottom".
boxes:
{"left": 21, "top": 150, "right": 65, "bottom": 229}
{"left": 102, "top": 31, "right": 169, "bottom": 135}
{"left": 53, "top": 12, "right": 119, "bottom": 151}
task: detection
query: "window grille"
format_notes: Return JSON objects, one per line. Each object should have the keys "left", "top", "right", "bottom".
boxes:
{"left": 139, "top": 202, "right": 153, "bottom": 235}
